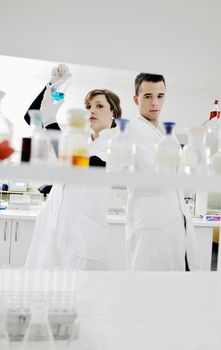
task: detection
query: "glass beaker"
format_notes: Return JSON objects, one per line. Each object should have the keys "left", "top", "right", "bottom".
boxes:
{"left": 21, "top": 301, "right": 55, "bottom": 350}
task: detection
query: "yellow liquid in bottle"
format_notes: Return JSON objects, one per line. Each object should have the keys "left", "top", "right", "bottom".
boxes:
{"left": 72, "top": 148, "right": 89, "bottom": 167}
{"left": 72, "top": 155, "right": 89, "bottom": 167}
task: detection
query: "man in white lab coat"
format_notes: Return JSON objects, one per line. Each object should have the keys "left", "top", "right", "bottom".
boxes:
{"left": 126, "top": 73, "right": 201, "bottom": 271}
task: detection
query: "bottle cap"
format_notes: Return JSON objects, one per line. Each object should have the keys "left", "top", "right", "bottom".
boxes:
{"left": 163, "top": 121, "right": 176, "bottom": 135}
{"left": 214, "top": 99, "right": 219, "bottom": 104}
{"left": 116, "top": 118, "right": 129, "bottom": 132}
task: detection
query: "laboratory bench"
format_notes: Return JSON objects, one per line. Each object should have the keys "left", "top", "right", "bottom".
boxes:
{"left": 9, "top": 271, "right": 221, "bottom": 350}
{"left": 0, "top": 206, "right": 219, "bottom": 270}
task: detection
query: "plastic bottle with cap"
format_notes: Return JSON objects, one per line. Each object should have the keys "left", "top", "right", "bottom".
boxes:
{"left": 28, "top": 110, "right": 49, "bottom": 164}
{"left": 0, "top": 91, "right": 14, "bottom": 161}
{"left": 154, "top": 121, "right": 181, "bottom": 174}
{"left": 0, "top": 91, "right": 13, "bottom": 144}
{"left": 181, "top": 125, "right": 210, "bottom": 175}
{"left": 106, "top": 118, "right": 136, "bottom": 172}
{"left": 205, "top": 99, "right": 221, "bottom": 154}
{"left": 210, "top": 99, "right": 220, "bottom": 121}
{"left": 59, "top": 108, "right": 90, "bottom": 167}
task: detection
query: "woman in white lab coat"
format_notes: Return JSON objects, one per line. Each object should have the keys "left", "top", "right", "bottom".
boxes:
{"left": 126, "top": 115, "right": 201, "bottom": 271}
{"left": 25, "top": 86, "right": 121, "bottom": 270}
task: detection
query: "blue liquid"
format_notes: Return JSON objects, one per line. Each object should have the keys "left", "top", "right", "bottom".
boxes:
{"left": 51, "top": 91, "right": 65, "bottom": 101}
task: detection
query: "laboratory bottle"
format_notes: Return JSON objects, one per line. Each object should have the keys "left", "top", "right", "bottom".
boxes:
{"left": 21, "top": 301, "right": 55, "bottom": 350}
{"left": 154, "top": 121, "right": 181, "bottom": 174}
{"left": 0, "top": 305, "right": 10, "bottom": 350}
{"left": 209, "top": 99, "right": 220, "bottom": 120}
{"left": 0, "top": 91, "right": 13, "bottom": 144}
{"left": 59, "top": 108, "right": 90, "bottom": 167}
{"left": 106, "top": 118, "right": 136, "bottom": 172}
{"left": 0, "top": 91, "right": 14, "bottom": 162}
{"left": 28, "top": 109, "right": 49, "bottom": 164}
{"left": 181, "top": 126, "right": 210, "bottom": 175}
{"left": 205, "top": 99, "right": 221, "bottom": 154}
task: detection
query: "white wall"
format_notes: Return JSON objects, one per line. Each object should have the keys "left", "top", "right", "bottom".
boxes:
{"left": 0, "top": 55, "right": 216, "bottom": 150}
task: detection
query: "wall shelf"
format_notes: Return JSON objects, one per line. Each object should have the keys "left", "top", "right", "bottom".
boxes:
{"left": 0, "top": 164, "right": 221, "bottom": 192}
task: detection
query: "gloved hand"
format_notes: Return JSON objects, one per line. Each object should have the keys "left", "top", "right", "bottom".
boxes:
{"left": 49, "top": 63, "right": 71, "bottom": 89}
{"left": 40, "top": 84, "right": 64, "bottom": 127}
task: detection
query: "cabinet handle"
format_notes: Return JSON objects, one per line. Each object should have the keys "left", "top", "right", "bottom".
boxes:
{"left": 4, "top": 221, "right": 7, "bottom": 241}
{"left": 15, "top": 222, "right": 19, "bottom": 242}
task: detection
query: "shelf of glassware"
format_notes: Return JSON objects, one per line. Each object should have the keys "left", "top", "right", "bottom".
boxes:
{"left": 1, "top": 163, "right": 221, "bottom": 192}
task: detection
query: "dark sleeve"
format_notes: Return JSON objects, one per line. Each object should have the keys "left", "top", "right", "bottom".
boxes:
{"left": 89, "top": 156, "right": 106, "bottom": 167}
{"left": 24, "top": 87, "right": 47, "bottom": 125}
{"left": 45, "top": 123, "right": 61, "bottom": 131}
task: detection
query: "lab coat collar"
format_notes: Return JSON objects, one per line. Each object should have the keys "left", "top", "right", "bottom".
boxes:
{"left": 137, "top": 115, "right": 163, "bottom": 137}
{"left": 96, "top": 127, "right": 117, "bottom": 141}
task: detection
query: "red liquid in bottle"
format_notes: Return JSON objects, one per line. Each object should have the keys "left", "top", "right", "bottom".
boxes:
{"left": 210, "top": 110, "right": 220, "bottom": 120}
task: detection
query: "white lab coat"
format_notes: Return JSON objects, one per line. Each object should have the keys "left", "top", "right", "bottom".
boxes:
{"left": 126, "top": 116, "right": 201, "bottom": 271}
{"left": 25, "top": 128, "right": 115, "bottom": 270}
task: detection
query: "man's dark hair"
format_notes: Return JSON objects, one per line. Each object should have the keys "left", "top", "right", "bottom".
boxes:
{"left": 135, "top": 73, "right": 166, "bottom": 96}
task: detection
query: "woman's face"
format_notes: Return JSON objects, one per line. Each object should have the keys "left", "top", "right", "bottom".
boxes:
{"left": 86, "top": 94, "right": 114, "bottom": 133}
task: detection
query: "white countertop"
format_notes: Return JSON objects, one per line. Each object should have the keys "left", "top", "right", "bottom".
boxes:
{"left": 0, "top": 205, "right": 44, "bottom": 220}
{"left": 0, "top": 207, "right": 220, "bottom": 227}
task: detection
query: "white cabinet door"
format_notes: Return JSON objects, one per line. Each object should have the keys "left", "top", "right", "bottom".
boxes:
{"left": 10, "top": 219, "right": 35, "bottom": 267}
{"left": 195, "top": 226, "right": 213, "bottom": 271}
{"left": 108, "top": 223, "right": 126, "bottom": 270}
{"left": 0, "top": 219, "right": 12, "bottom": 266}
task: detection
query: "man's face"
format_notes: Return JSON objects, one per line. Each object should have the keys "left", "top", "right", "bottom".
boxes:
{"left": 134, "top": 81, "right": 166, "bottom": 125}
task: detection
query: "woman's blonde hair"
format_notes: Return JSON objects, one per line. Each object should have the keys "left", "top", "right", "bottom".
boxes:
{"left": 84, "top": 89, "right": 122, "bottom": 127}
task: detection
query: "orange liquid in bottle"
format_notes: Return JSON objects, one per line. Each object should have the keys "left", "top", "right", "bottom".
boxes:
{"left": 72, "top": 155, "right": 89, "bottom": 167}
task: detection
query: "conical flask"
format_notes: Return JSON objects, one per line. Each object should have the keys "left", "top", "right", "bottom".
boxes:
{"left": 21, "top": 301, "right": 55, "bottom": 350}
{"left": 0, "top": 304, "right": 10, "bottom": 350}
